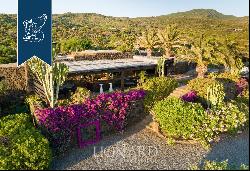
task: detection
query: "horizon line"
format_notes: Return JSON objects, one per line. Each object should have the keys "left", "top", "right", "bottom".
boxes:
{"left": 0, "top": 8, "right": 249, "bottom": 18}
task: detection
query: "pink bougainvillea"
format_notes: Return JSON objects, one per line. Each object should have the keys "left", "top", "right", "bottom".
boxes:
{"left": 236, "top": 78, "right": 249, "bottom": 96}
{"left": 181, "top": 90, "right": 198, "bottom": 102}
{"left": 34, "top": 89, "right": 146, "bottom": 149}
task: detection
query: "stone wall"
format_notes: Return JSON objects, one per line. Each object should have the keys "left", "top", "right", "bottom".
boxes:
{"left": 68, "top": 51, "right": 133, "bottom": 61}
{"left": 0, "top": 63, "right": 28, "bottom": 91}
{"left": 173, "top": 60, "right": 197, "bottom": 74}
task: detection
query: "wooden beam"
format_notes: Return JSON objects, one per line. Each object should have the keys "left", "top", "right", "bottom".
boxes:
{"left": 121, "top": 71, "right": 125, "bottom": 91}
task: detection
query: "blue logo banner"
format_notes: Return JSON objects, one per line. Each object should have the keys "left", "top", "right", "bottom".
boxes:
{"left": 18, "top": 0, "right": 52, "bottom": 66}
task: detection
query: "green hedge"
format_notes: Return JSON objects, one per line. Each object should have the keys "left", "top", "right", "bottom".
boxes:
{"left": 0, "top": 113, "right": 52, "bottom": 170}
{"left": 141, "top": 77, "right": 178, "bottom": 110}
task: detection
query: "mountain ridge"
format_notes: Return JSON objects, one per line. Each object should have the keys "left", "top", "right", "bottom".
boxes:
{"left": 1, "top": 9, "right": 248, "bottom": 19}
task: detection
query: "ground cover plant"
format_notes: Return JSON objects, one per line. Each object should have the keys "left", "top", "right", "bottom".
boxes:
{"left": 191, "top": 160, "right": 249, "bottom": 170}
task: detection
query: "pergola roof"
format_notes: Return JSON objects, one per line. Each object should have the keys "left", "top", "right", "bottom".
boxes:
{"left": 58, "top": 57, "right": 160, "bottom": 74}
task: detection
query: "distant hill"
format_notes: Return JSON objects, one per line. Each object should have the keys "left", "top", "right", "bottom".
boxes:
{"left": 162, "top": 9, "right": 237, "bottom": 19}
{"left": 0, "top": 9, "right": 249, "bottom": 64}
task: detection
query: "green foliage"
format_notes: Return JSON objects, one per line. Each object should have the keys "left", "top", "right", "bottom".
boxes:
{"left": 70, "top": 87, "right": 91, "bottom": 104}
{"left": 208, "top": 101, "right": 248, "bottom": 134}
{"left": 157, "top": 57, "right": 166, "bottom": 77}
{"left": 60, "top": 38, "right": 92, "bottom": 53}
{"left": 27, "top": 58, "right": 69, "bottom": 108}
{"left": 25, "top": 95, "right": 44, "bottom": 115}
{"left": 214, "top": 39, "right": 245, "bottom": 75}
{"left": 0, "top": 80, "right": 8, "bottom": 95}
{"left": 188, "top": 78, "right": 220, "bottom": 102}
{"left": 158, "top": 24, "right": 182, "bottom": 56}
{"left": 137, "top": 71, "right": 147, "bottom": 87}
{"left": 141, "top": 77, "right": 178, "bottom": 109}
{"left": 188, "top": 77, "right": 238, "bottom": 103}
{"left": 236, "top": 87, "right": 249, "bottom": 105}
{"left": 191, "top": 160, "right": 249, "bottom": 170}
{"left": 0, "top": 10, "right": 249, "bottom": 63}
{"left": 25, "top": 95, "right": 43, "bottom": 106}
{"left": 0, "top": 113, "right": 52, "bottom": 170}
{"left": 153, "top": 97, "right": 210, "bottom": 142}
{"left": 208, "top": 72, "right": 240, "bottom": 82}
{"left": 153, "top": 97, "right": 248, "bottom": 147}
{"left": 137, "top": 29, "right": 160, "bottom": 56}
{"left": 206, "top": 82, "right": 225, "bottom": 108}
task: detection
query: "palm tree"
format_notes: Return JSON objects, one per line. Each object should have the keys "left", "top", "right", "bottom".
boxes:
{"left": 212, "top": 39, "right": 244, "bottom": 75}
{"left": 186, "top": 34, "right": 214, "bottom": 78}
{"left": 158, "top": 24, "right": 182, "bottom": 57}
{"left": 137, "top": 29, "right": 160, "bottom": 56}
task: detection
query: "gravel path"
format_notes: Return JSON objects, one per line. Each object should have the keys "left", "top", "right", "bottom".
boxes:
{"left": 50, "top": 118, "right": 249, "bottom": 170}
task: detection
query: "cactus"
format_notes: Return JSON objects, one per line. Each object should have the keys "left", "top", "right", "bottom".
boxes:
{"left": 157, "top": 57, "right": 166, "bottom": 77}
{"left": 28, "top": 57, "right": 69, "bottom": 108}
{"left": 53, "top": 62, "right": 69, "bottom": 106}
{"left": 206, "top": 82, "right": 225, "bottom": 108}
{"left": 137, "top": 71, "right": 147, "bottom": 86}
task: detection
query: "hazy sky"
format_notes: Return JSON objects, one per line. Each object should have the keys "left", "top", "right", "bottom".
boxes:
{"left": 0, "top": 0, "right": 249, "bottom": 17}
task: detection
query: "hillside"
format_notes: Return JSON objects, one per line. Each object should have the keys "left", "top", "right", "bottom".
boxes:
{"left": 162, "top": 9, "right": 237, "bottom": 19}
{"left": 0, "top": 9, "right": 249, "bottom": 63}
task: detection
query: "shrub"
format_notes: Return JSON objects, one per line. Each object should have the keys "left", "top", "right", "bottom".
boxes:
{"left": 57, "top": 87, "right": 91, "bottom": 106}
{"left": 153, "top": 97, "right": 248, "bottom": 147}
{"left": 0, "top": 113, "right": 52, "bottom": 170}
{"left": 153, "top": 97, "right": 209, "bottom": 141}
{"left": 208, "top": 72, "right": 239, "bottom": 100}
{"left": 235, "top": 88, "right": 249, "bottom": 106}
{"left": 236, "top": 78, "right": 249, "bottom": 96}
{"left": 188, "top": 77, "right": 237, "bottom": 103}
{"left": 34, "top": 90, "right": 146, "bottom": 152}
{"left": 188, "top": 78, "right": 222, "bottom": 103}
{"left": 181, "top": 90, "right": 198, "bottom": 102}
{"left": 233, "top": 92, "right": 249, "bottom": 125}
{"left": 141, "top": 77, "right": 178, "bottom": 109}
{"left": 208, "top": 72, "right": 240, "bottom": 82}
{"left": 207, "top": 102, "right": 248, "bottom": 134}
{"left": 191, "top": 160, "right": 249, "bottom": 170}
{"left": 70, "top": 87, "right": 91, "bottom": 104}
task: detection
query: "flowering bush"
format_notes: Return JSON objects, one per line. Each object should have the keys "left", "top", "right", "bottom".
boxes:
{"left": 98, "top": 89, "right": 146, "bottom": 131}
{"left": 153, "top": 97, "right": 248, "bottom": 148}
{"left": 236, "top": 78, "right": 249, "bottom": 96}
{"left": 34, "top": 89, "right": 146, "bottom": 151}
{"left": 181, "top": 91, "right": 198, "bottom": 102}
